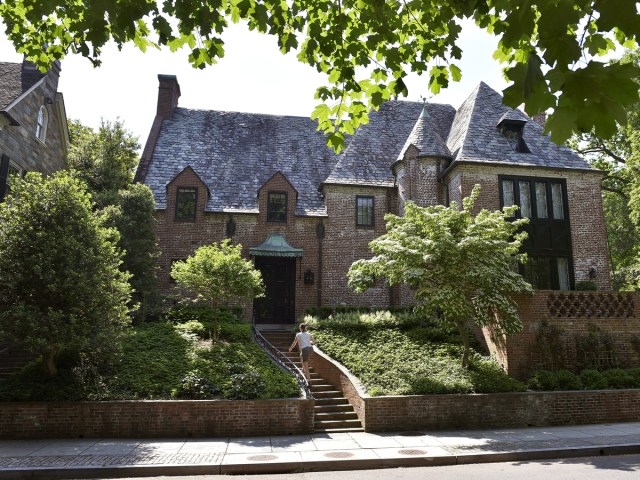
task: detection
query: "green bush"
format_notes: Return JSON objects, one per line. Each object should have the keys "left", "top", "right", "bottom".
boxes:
{"left": 172, "top": 371, "right": 220, "bottom": 399}
{"left": 225, "top": 371, "right": 266, "bottom": 400}
{"left": 579, "top": 369, "right": 608, "bottom": 390}
{"left": 575, "top": 281, "right": 598, "bottom": 291}
{"left": 528, "top": 370, "right": 582, "bottom": 391}
{"left": 603, "top": 368, "right": 636, "bottom": 389}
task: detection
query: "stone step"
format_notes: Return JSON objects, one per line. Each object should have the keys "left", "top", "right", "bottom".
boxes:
{"left": 314, "top": 426, "right": 365, "bottom": 433}
{"left": 314, "top": 419, "right": 363, "bottom": 430}
{"left": 309, "top": 384, "right": 336, "bottom": 392}
{"left": 312, "top": 390, "right": 344, "bottom": 399}
{"left": 314, "top": 403, "right": 353, "bottom": 413}
{"left": 314, "top": 412, "right": 359, "bottom": 421}
{"left": 314, "top": 397, "right": 350, "bottom": 406}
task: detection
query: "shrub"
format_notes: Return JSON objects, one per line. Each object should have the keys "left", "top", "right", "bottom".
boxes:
{"left": 603, "top": 368, "right": 636, "bottom": 389}
{"left": 579, "top": 369, "right": 608, "bottom": 390}
{"left": 575, "top": 280, "right": 598, "bottom": 291}
{"left": 528, "top": 370, "right": 582, "bottom": 391}
{"left": 171, "top": 371, "right": 220, "bottom": 399}
{"left": 225, "top": 371, "right": 266, "bottom": 400}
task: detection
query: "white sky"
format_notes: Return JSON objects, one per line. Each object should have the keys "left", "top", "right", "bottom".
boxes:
{"left": 0, "top": 20, "right": 508, "bottom": 147}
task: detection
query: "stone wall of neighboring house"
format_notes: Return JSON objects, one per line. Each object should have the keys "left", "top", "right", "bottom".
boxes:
{"left": 0, "top": 64, "right": 67, "bottom": 175}
{"left": 444, "top": 164, "right": 611, "bottom": 290}
{"left": 482, "top": 291, "right": 640, "bottom": 380}
{"left": 0, "top": 399, "right": 314, "bottom": 439}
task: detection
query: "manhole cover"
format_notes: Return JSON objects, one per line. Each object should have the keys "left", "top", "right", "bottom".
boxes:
{"left": 398, "top": 449, "right": 428, "bottom": 456}
{"left": 247, "top": 454, "right": 278, "bottom": 462}
{"left": 324, "top": 452, "right": 355, "bottom": 459}
{"left": 397, "top": 432, "right": 425, "bottom": 437}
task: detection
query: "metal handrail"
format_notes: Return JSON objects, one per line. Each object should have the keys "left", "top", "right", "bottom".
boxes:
{"left": 252, "top": 325, "right": 314, "bottom": 399}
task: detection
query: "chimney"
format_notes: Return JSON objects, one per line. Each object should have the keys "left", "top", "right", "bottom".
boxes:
{"left": 533, "top": 112, "right": 546, "bottom": 127}
{"left": 21, "top": 56, "right": 47, "bottom": 91}
{"left": 157, "top": 74, "right": 181, "bottom": 119}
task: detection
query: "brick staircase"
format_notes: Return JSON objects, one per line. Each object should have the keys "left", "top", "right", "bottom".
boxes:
{"left": 259, "top": 330, "right": 363, "bottom": 433}
{"left": 0, "top": 344, "right": 34, "bottom": 380}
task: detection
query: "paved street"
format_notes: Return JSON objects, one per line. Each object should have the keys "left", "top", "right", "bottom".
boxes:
{"left": 2, "top": 422, "right": 640, "bottom": 479}
{"left": 86, "top": 453, "right": 640, "bottom": 479}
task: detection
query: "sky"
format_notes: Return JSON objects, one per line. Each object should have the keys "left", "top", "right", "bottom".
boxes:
{"left": 0, "top": 20, "right": 508, "bottom": 147}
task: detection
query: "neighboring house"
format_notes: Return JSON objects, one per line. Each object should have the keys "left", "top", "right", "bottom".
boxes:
{"left": 0, "top": 57, "right": 69, "bottom": 200}
{"left": 136, "top": 75, "right": 610, "bottom": 324}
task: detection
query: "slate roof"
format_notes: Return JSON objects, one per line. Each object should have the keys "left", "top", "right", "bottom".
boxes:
{"left": 144, "top": 82, "right": 594, "bottom": 217}
{"left": 397, "top": 106, "right": 452, "bottom": 161}
{"left": 324, "top": 101, "right": 456, "bottom": 187}
{"left": 445, "top": 82, "right": 592, "bottom": 171}
{"left": 145, "top": 108, "right": 339, "bottom": 216}
{"left": 0, "top": 61, "right": 45, "bottom": 110}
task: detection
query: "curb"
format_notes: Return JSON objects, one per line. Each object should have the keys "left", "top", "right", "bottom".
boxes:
{"left": 2, "top": 443, "right": 640, "bottom": 479}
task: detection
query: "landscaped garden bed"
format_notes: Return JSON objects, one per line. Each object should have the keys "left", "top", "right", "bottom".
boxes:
{"left": 0, "top": 306, "right": 299, "bottom": 401}
{"left": 304, "top": 310, "right": 526, "bottom": 395}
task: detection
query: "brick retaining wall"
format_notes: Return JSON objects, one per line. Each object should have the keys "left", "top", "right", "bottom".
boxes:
{"left": 363, "top": 389, "right": 640, "bottom": 432}
{"left": 0, "top": 399, "right": 314, "bottom": 439}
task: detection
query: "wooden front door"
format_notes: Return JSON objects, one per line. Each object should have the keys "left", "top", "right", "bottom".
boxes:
{"left": 253, "top": 257, "right": 296, "bottom": 324}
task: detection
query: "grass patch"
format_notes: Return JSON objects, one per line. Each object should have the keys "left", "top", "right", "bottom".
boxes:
{"left": 0, "top": 306, "right": 299, "bottom": 401}
{"left": 304, "top": 311, "right": 526, "bottom": 395}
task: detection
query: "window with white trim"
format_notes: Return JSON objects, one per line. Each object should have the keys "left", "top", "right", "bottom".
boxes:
{"left": 35, "top": 106, "right": 48, "bottom": 143}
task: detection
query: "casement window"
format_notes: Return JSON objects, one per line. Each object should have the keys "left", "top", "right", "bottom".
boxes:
{"left": 35, "top": 106, "right": 48, "bottom": 143}
{"left": 175, "top": 187, "right": 198, "bottom": 221}
{"left": 267, "top": 191, "right": 287, "bottom": 223}
{"left": 356, "top": 195, "right": 374, "bottom": 227}
{"left": 500, "top": 175, "right": 573, "bottom": 290}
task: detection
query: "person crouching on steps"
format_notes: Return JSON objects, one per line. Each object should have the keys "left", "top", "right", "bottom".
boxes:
{"left": 289, "top": 323, "right": 315, "bottom": 381}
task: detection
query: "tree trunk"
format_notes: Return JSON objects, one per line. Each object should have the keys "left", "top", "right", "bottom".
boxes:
{"left": 454, "top": 319, "right": 471, "bottom": 369}
{"left": 42, "top": 349, "right": 58, "bottom": 377}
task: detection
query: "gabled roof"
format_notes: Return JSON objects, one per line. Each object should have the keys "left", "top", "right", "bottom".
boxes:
{"left": 144, "top": 108, "right": 338, "bottom": 216}
{"left": 324, "top": 101, "right": 456, "bottom": 187}
{"left": 445, "top": 82, "right": 592, "bottom": 171}
{"left": 0, "top": 61, "right": 46, "bottom": 110}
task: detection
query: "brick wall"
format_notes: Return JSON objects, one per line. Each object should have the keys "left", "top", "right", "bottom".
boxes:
{"left": 444, "top": 164, "right": 611, "bottom": 290}
{"left": 0, "top": 399, "right": 314, "bottom": 439}
{"left": 322, "top": 184, "right": 393, "bottom": 308}
{"left": 310, "top": 349, "right": 366, "bottom": 424}
{"left": 363, "top": 389, "right": 640, "bottom": 431}
{"left": 0, "top": 64, "right": 67, "bottom": 175}
{"left": 483, "top": 291, "right": 640, "bottom": 380}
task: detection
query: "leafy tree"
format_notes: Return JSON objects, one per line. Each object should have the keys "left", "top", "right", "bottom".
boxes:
{"left": 68, "top": 119, "right": 140, "bottom": 209}
{"left": 171, "top": 240, "right": 264, "bottom": 310}
{"left": 0, "top": 172, "right": 132, "bottom": 377}
{"left": 102, "top": 184, "right": 160, "bottom": 321}
{"left": 570, "top": 50, "right": 640, "bottom": 289}
{"left": 2, "top": 1, "right": 639, "bottom": 150}
{"left": 347, "top": 186, "right": 533, "bottom": 368}
{"left": 68, "top": 119, "right": 160, "bottom": 319}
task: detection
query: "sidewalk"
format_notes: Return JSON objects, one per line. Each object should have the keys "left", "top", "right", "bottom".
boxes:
{"left": 2, "top": 422, "right": 640, "bottom": 479}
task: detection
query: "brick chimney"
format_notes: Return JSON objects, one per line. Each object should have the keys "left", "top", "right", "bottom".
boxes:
{"left": 156, "top": 74, "right": 181, "bottom": 119}
{"left": 533, "top": 112, "right": 546, "bottom": 128}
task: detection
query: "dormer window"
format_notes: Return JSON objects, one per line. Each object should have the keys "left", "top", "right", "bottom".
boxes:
{"left": 35, "top": 106, "right": 48, "bottom": 143}
{"left": 497, "top": 117, "right": 530, "bottom": 153}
